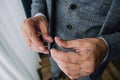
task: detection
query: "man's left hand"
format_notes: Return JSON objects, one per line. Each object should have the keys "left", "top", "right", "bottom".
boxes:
{"left": 50, "top": 37, "right": 107, "bottom": 79}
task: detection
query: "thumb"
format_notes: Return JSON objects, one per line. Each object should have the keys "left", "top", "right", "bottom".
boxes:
{"left": 55, "top": 37, "right": 77, "bottom": 49}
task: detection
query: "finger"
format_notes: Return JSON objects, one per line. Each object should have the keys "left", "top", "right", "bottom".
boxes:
{"left": 50, "top": 48, "right": 83, "bottom": 64}
{"left": 26, "top": 24, "right": 45, "bottom": 48}
{"left": 21, "top": 28, "right": 33, "bottom": 48}
{"left": 29, "top": 33, "right": 49, "bottom": 53}
{"left": 27, "top": 28, "right": 50, "bottom": 53}
{"left": 55, "top": 37, "right": 93, "bottom": 56}
{"left": 22, "top": 26, "right": 37, "bottom": 51}
{"left": 36, "top": 16, "right": 53, "bottom": 43}
{"left": 51, "top": 48, "right": 77, "bottom": 63}
{"left": 55, "top": 36, "right": 83, "bottom": 49}
{"left": 31, "top": 44, "right": 49, "bottom": 54}
{"left": 21, "top": 18, "right": 48, "bottom": 53}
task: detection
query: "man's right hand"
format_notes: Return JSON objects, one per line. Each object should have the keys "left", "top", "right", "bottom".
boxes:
{"left": 21, "top": 16, "right": 53, "bottom": 54}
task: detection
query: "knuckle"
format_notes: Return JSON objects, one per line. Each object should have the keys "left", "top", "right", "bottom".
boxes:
{"left": 28, "top": 39, "right": 32, "bottom": 44}
{"left": 24, "top": 18, "right": 35, "bottom": 25}
{"left": 38, "top": 16, "right": 47, "bottom": 21}
{"left": 30, "top": 32, "right": 33, "bottom": 37}
{"left": 35, "top": 16, "right": 48, "bottom": 24}
{"left": 36, "top": 39, "right": 41, "bottom": 45}
{"left": 32, "top": 41, "right": 40, "bottom": 47}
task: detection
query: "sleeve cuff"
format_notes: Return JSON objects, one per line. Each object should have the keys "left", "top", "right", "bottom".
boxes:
{"left": 34, "top": 13, "right": 46, "bottom": 19}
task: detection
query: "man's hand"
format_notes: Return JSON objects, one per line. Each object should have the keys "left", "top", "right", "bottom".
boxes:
{"left": 51, "top": 37, "right": 107, "bottom": 79}
{"left": 21, "top": 16, "right": 53, "bottom": 54}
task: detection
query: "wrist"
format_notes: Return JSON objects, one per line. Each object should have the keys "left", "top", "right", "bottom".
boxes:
{"left": 96, "top": 38, "right": 108, "bottom": 64}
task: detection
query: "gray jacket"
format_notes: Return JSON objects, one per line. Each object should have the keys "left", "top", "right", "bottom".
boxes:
{"left": 31, "top": 0, "right": 120, "bottom": 79}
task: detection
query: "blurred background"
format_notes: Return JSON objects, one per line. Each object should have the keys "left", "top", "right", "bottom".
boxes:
{"left": 0, "top": 0, "right": 120, "bottom": 80}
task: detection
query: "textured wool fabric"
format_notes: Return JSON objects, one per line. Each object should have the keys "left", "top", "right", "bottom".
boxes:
{"left": 31, "top": 0, "right": 120, "bottom": 79}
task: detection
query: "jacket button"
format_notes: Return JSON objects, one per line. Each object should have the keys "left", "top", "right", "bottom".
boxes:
{"left": 66, "top": 25, "right": 73, "bottom": 30}
{"left": 70, "top": 4, "right": 77, "bottom": 10}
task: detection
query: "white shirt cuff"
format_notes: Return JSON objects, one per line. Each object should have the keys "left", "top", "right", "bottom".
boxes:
{"left": 34, "top": 13, "right": 46, "bottom": 19}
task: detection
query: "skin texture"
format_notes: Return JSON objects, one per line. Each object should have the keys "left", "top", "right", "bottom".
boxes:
{"left": 21, "top": 16, "right": 53, "bottom": 54}
{"left": 21, "top": 16, "right": 107, "bottom": 79}
{"left": 51, "top": 37, "right": 107, "bottom": 79}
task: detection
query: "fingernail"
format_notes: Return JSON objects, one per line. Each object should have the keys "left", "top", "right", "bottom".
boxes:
{"left": 39, "top": 47, "right": 45, "bottom": 51}
{"left": 43, "top": 51, "right": 49, "bottom": 54}
{"left": 50, "top": 49, "right": 55, "bottom": 54}
{"left": 55, "top": 36, "right": 60, "bottom": 40}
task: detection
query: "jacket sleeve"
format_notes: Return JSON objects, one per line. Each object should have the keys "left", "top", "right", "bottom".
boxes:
{"left": 31, "top": 0, "right": 47, "bottom": 16}
{"left": 99, "top": 0, "right": 120, "bottom": 63}
{"left": 100, "top": 28, "right": 120, "bottom": 63}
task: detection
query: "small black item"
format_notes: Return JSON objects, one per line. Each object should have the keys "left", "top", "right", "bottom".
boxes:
{"left": 70, "top": 4, "right": 77, "bottom": 10}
